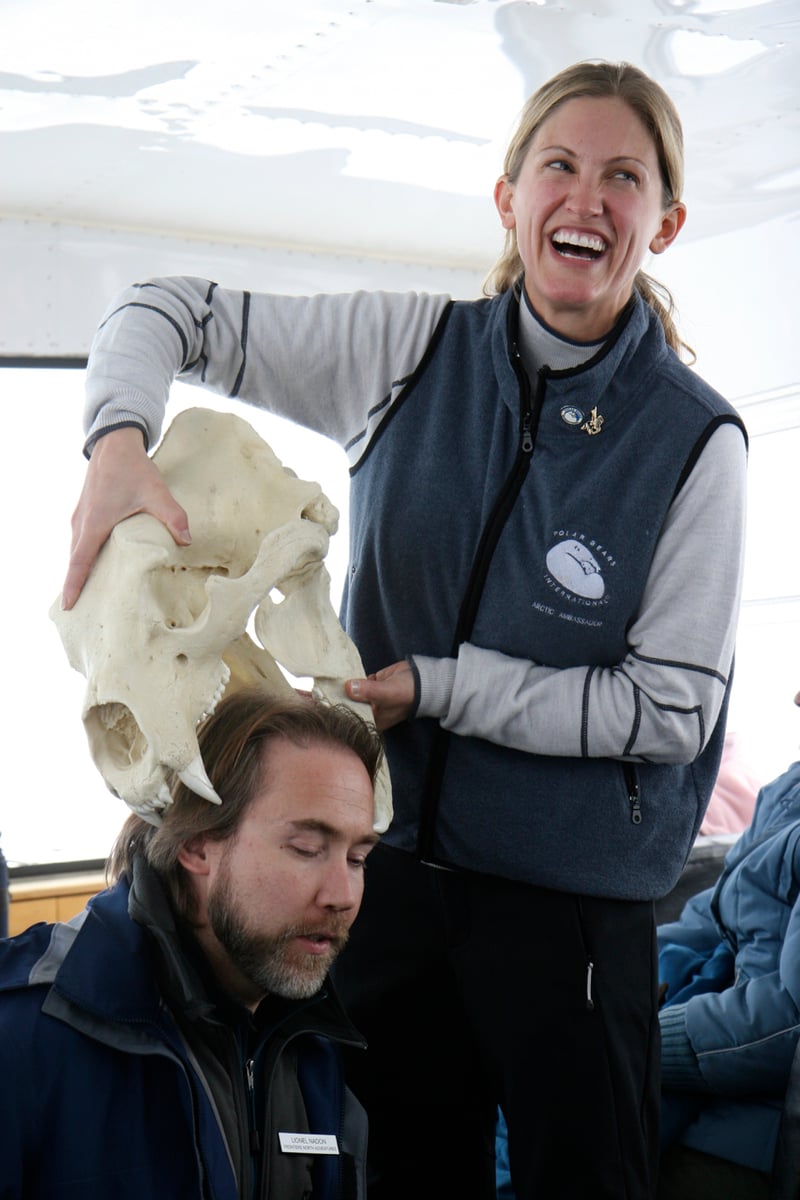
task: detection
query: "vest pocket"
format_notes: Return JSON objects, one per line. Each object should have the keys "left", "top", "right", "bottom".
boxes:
{"left": 623, "top": 764, "right": 642, "bottom": 824}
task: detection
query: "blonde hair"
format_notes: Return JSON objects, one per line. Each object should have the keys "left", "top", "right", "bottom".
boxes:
{"left": 484, "top": 60, "right": 693, "bottom": 359}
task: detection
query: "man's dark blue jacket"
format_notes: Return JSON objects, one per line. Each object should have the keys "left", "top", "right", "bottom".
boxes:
{"left": 0, "top": 862, "right": 368, "bottom": 1199}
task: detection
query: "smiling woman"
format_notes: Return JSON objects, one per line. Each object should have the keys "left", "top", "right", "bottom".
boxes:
{"left": 493, "top": 94, "right": 686, "bottom": 342}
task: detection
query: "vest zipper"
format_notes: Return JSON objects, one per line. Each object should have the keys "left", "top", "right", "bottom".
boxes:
{"left": 521, "top": 397, "right": 534, "bottom": 454}
{"left": 416, "top": 339, "right": 543, "bottom": 861}
{"left": 450, "top": 354, "right": 542, "bottom": 652}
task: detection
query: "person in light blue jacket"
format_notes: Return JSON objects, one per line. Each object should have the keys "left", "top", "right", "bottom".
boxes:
{"left": 656, "top": 686, "right": 800, "bottom": 1199}
{"left": 499, "top": 687, "right": 800, "bottom": 1200}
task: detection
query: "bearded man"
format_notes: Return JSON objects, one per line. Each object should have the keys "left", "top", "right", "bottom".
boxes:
{"left": 0, "top": 687, "right": 383, "bottom": 1200}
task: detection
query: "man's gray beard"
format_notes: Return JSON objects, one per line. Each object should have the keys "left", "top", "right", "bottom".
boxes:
{"left": 207, "top": 874, "right": 347, "bottom": 1001}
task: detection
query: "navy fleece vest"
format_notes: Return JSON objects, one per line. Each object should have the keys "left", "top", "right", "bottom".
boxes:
{"left": 343, "top": 290, "right": 745, "bottom": 899}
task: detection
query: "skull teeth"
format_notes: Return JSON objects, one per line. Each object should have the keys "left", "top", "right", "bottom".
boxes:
{"left": 179, "top": 754, "right": 223, "bottom": 805}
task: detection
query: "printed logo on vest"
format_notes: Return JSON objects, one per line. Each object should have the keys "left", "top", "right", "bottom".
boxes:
{"left": 545, "top": 539, "right": 605, "bottom": 601}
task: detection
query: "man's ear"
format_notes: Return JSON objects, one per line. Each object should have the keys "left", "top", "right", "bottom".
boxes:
{"left": 494, "top": 175, "right": 516, "bottom": 230}
{"left": 177, "top": 835, "right": 213, "bottom": 877}
{"left": 650, "top": 201, "right": 687, "bottom": 255}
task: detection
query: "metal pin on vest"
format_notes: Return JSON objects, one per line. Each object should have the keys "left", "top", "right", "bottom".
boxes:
{"left": 581, "top": 407, "right": 604, "bottom": 436}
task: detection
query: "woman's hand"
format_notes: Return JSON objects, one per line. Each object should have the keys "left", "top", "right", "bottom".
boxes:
{"left": 346, "top": 661, "right": 415, "bottom": 731}
{"left": 60, "top": 426, "right": 191, "bottom": 609}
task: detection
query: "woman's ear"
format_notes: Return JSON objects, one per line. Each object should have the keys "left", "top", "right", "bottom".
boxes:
{"left": 494, "top": 175, "right": 516, "bottom": 230}
{"left": 650, "top": 201, "right": 687, "bottom": 255}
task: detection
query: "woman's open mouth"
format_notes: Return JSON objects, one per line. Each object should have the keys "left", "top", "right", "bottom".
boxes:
{"left": 551, "top": 230, "right": 607, "bottom": 260}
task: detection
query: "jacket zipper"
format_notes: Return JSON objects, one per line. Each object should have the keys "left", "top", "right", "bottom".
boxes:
{"left": 246, "top": 1018, "right": 367, "bottom": 1199}
{"left": 245, "top": 1057, "right": 261, "bottom": 1156}
{"left": 416, "top": 333, "right": 543, "bottom": 861}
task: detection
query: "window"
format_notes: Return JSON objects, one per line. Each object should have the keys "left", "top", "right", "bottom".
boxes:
{"left": 1, "top": 366, "right": 350, "bottom": 867}
{"left": 728, "top": 388, "right": 800, "bottom": 783}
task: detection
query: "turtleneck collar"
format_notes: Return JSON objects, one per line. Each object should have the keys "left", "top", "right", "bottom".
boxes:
{"left": 516, "top": 283, "right": 610, "bottom": 376}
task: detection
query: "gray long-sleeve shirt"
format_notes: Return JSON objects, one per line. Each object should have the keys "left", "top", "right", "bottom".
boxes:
{"left": 83, "top": 277, "right": 747, "bottom": 896}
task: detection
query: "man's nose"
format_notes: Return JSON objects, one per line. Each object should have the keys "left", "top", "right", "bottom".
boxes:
{"left": 316, "top": 857, "right": 363, "bottom": 913}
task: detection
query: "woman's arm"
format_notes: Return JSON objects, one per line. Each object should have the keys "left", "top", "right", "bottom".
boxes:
{"left": 65, "top": 277, "right": 449, "bottom": 606}
{"left": 358, "top": 422, "right": 747, "bottom": 764}
{"left": 83, "top": 277, "right": 450, "bottom": 451}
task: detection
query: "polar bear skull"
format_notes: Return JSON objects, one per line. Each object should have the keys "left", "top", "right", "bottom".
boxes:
{"left": 50, "top": 407, "right": 392, "bottom": 831}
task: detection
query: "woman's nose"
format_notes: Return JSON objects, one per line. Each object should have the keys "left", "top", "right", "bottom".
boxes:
{"left": 565, "top": 174, "right": 603, "bottom": 218}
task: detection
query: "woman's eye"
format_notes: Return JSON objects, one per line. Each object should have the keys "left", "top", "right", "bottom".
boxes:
{"left": 613, "top": 169, "right": 638, "bottom": 184}
{"left": 547, "top": 159, "right": 572, "bottom": 172}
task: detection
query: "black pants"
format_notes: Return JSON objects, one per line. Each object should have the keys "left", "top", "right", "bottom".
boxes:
{"left": 334, "top": 843, "right": 660, "bottom": 1200}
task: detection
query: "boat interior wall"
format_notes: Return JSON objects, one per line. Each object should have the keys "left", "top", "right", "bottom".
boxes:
{"left": 1, "top": 211, "right": 796, "bottom": 410}
{"left": 0, "top": 217, "right": 487, "bottom": 359}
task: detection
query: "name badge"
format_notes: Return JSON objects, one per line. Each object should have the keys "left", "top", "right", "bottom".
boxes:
{"left": 279, "top": 1131, "right": 340, "bottom": 1156}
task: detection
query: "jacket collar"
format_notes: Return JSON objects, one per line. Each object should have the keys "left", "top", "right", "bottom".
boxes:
{"left": 34, "top": 856, "right": 364, "bottom": 1050}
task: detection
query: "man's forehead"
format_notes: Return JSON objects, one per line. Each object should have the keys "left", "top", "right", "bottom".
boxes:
{"left": 247, "top": 738, "right": 376, "bottom": 824}
{"left": 249, "top": 776, "right": 376, "bottom": 832}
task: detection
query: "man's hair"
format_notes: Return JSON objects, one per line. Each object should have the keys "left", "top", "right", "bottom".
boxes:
{"left": 107, "top": 687, "right": 383, "bottom": 920}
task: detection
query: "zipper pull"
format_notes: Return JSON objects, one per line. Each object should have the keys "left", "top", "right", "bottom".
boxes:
{"left": 521, "top": 411, "right": 533, "bottom": 453}
{"left": 585, "top": 960, "right": 595, "bottom": 1011}
{"left": 245, "top": 1057, "right": 261, "bottom": 1155}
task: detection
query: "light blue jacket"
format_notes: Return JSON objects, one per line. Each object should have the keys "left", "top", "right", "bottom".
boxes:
{"left": 657, "top": 761, "right": 800, "bottom": 1172}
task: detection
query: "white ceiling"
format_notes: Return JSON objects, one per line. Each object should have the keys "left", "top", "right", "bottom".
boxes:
{"left": 1, "top": 0, "right": 798, "bottom": 271}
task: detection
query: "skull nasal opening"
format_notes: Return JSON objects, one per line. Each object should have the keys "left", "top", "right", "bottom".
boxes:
{"left": 85, "top": 702, "right": 149, "bottom": 771}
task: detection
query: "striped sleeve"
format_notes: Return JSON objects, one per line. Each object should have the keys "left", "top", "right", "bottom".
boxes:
{"left": 83, "top": 277, "right": 451, "bottom": 458}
